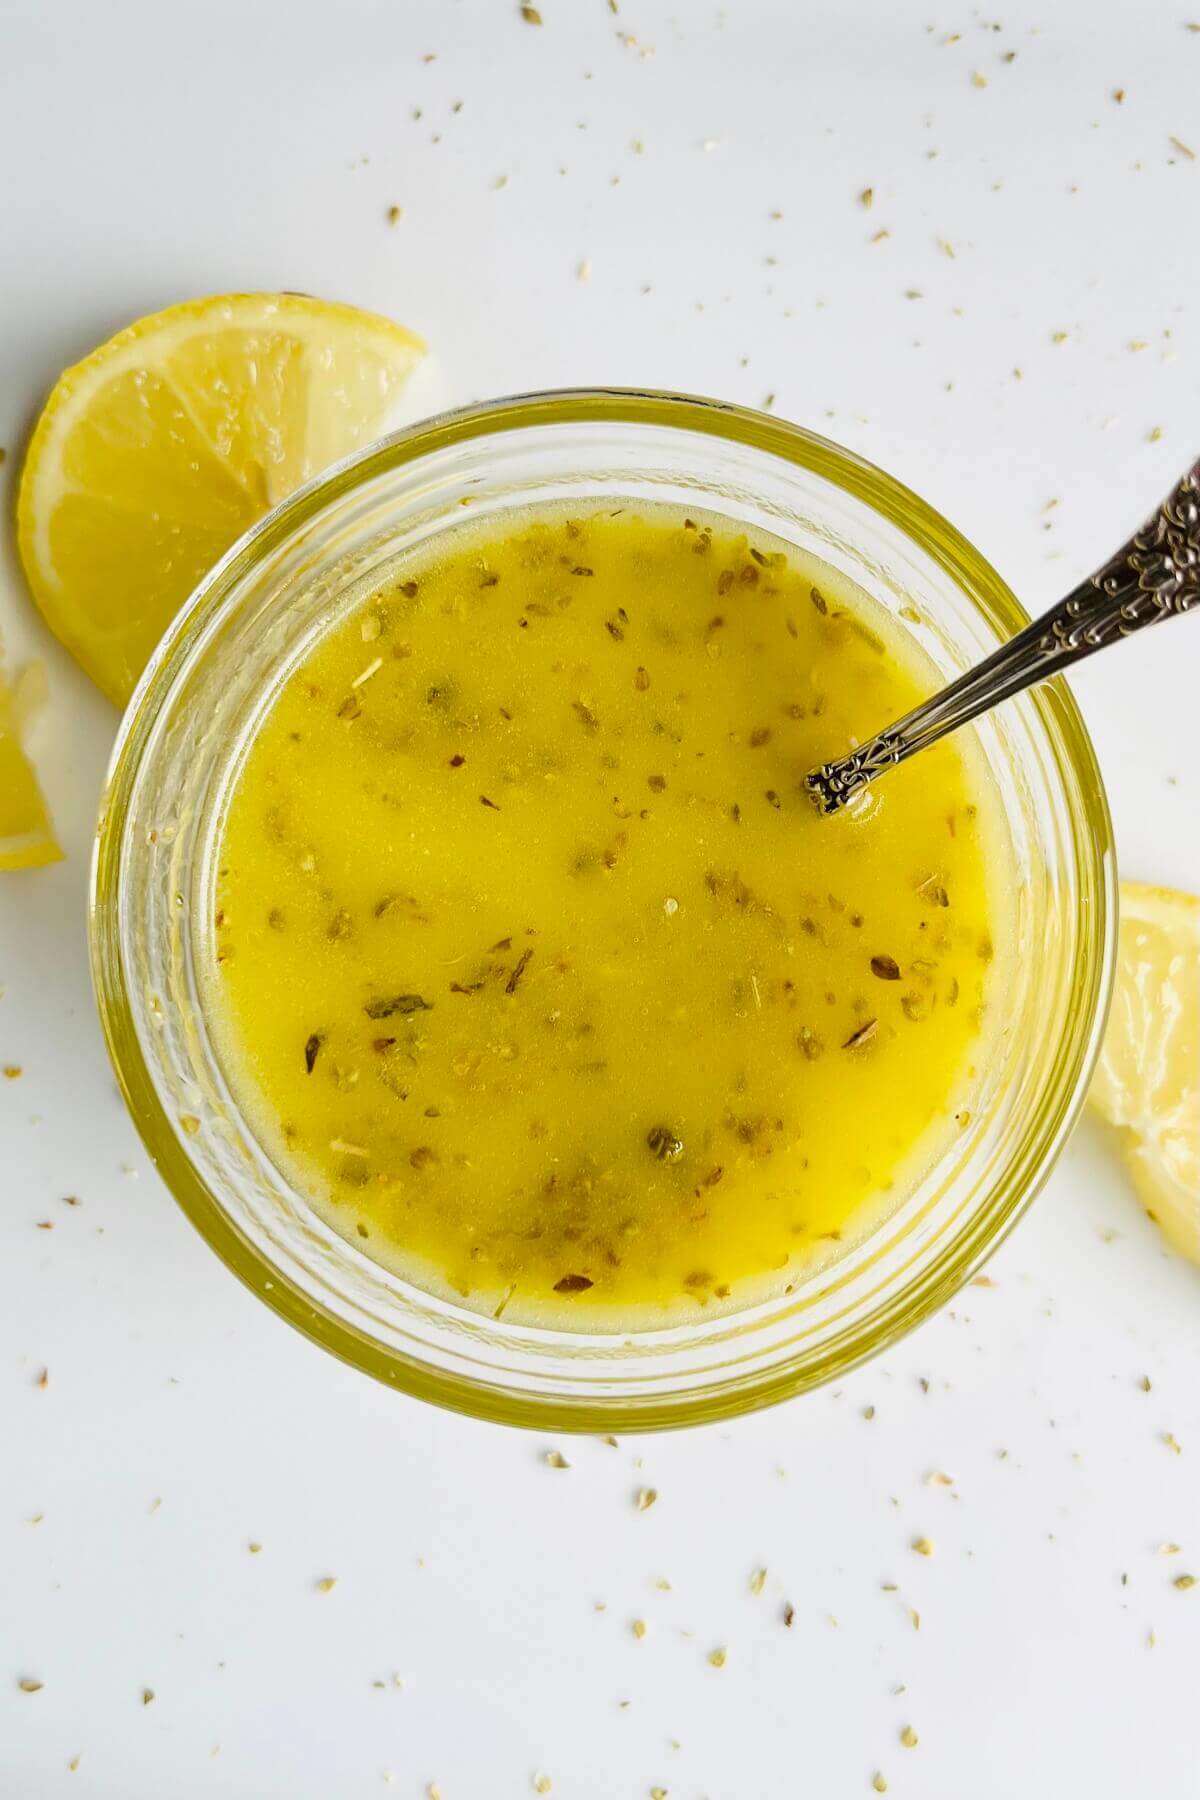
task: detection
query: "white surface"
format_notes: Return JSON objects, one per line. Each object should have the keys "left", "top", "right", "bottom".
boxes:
{"left": 1, "top": 1, "right": 1198, "bottom": 1794}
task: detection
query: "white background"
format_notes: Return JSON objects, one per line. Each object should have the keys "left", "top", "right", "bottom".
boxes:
{"left": 1, "top": 1, "right": 1198, "bottom": 1794}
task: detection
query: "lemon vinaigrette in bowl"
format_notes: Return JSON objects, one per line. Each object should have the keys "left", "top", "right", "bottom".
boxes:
{"left": 206, "top": 502, "right": 1010, "bottom": 1327}
{"left": 89, "top": 392, "right": 1112, "bottom": 1424}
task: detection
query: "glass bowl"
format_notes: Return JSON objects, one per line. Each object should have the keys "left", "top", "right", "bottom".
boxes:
{"left": 89, "top": 390, "right": 1116, "bottom": 1431}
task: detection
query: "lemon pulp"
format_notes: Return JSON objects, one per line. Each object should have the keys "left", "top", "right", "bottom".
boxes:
{"left": 0, "top": 649, "right": 61, "bottom": 872}
{"left": 17, "top": 294, "right": 424, "bottom": 705}
{"left": 1090, "top": 881, "right": 1200, "bottom": 1264}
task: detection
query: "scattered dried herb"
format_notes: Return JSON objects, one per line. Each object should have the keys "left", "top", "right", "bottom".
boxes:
{"left": 365, "top": 994, "right": 432, "bottom": 1019}
{"left": 646, "top": 1125, "right": 685, "bottom": 1162}
{"left": 843, "top": 1019, "right": 878, "bottom": 1049}
{"left": 554, "top": 1273, "right": 594, "bottom": 1294}
{"left": 870, "top": 955, "right": 901, "bottom": 980}
{"left": 304, "top": 1033, "right": 323, "bottom": 1074}
{"left": 506, "top": 948, "right": 534, "bottom": 995}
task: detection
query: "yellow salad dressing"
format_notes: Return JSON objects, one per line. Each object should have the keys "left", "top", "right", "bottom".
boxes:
{"left": 208, "top": 506, "right": 1009, "bottom": 1327}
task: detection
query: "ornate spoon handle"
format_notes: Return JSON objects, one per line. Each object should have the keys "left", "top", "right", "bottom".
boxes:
{"left": 806, "top": 459, "right": 1200, "bottom": 814}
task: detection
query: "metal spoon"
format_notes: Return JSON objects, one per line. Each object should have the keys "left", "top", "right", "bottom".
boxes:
{"left": 805, "top": 459, "right": 1200, "bottom": 814}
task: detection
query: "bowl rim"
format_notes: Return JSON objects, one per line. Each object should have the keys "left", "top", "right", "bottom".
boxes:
{"left": 89, "top": 387, "right": 1117, "bottom": 1429}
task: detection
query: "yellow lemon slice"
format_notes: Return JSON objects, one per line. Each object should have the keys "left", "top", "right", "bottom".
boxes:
{"left": 17, "top": 294, "right": 425, "bottom": 706}
{"left": 1089, "top": 881, "right": 1200, "bottom": 1263}
{"left": 0, "top": 648, "right": 61, "bottom": 871}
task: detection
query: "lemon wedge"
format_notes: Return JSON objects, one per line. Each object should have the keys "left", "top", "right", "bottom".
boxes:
{"left": 17, "top": 294, "right": 425, "bottom": 706}
{"left": 1089, "top": 881, "right": 1200, "bottom": 1263}
{"left": 0, "top": 647, "right": 61, "bottom": 871}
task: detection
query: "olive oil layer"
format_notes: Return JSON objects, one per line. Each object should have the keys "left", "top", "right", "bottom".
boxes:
{"left": 211, "top": 507, "right": 1005, "bottom": 1326}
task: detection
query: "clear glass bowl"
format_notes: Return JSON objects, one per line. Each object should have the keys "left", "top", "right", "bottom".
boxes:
{"left": 89, "top": 390, "right": 1116, "bottom": 1431}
